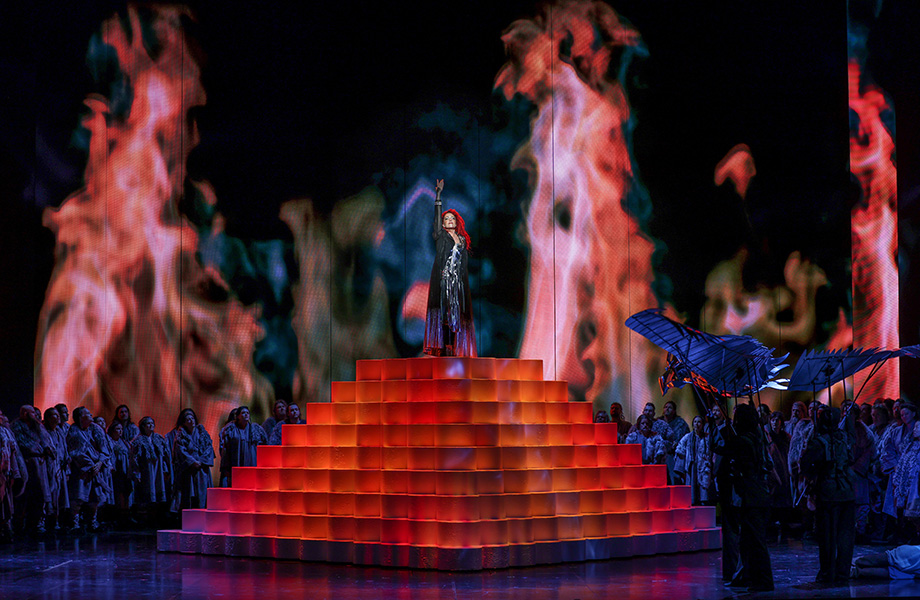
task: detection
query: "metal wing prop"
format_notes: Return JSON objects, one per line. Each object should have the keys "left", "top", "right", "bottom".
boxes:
{"left": 900, "top": 344, "right": 920, "bottom": 359}
{"left": 786, "top": 346, "right": 907, "bottom": 400}
{"left": 625, "top": 309, "right": 789, "bottom": 398}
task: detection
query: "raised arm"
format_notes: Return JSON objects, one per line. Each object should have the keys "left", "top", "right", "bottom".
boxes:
{"left": 433, "top": 179, "right": 444, "bottom": 239}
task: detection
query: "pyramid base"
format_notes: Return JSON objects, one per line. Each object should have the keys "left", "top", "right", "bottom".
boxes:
{"left": 157, "top": 528, "right": 721, "bottom": 570}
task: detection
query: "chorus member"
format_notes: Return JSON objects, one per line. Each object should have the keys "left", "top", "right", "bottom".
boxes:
{"left": 261, "top": 399, "right": 289, "bottom": 442}
{"left": 801, "top": 406, "right": 856, "bottom": 584}
{"left": 765, "top": 412, "right": 793, "bottom": 535}
{"left": 423, "top": 179, "right": 476, "bottom": 357}
{"left": 892, "top": 399, "right": 903, "bottom": 427}
{"left": 785, "top": 401, "right": 806, "bottom": 436}
{"left": 768, "top": 412, "right": 791, "bottom": 452}
{"left": 630, "top": 403, "right": 677, "bottom": 444}
{"left": 94, "top": 416, "right": 115, "bottom": 515}
{"left": 891, "top": 421, "right": 920, "bottom": 520}
{"left": 848, "top": 410, "right": 879, "bottom": 541}
{"left": 661, "top": 400, "right": 690, "bottom": 483}
{"left": 11, "top": 406, "right": 54, "bottom": 533}
{"left": 789, "top": 401, "right": 819, "bottom": 504}
{"left": 268, "top": 403, "right": 306, "bottom": 445}
{"left": 872, "top": 404, "right": 892, "bottom": 441}
{"left": 112, "top": 405, "right": 140, "bottom": 444}
{"left": 55, "top": 404, "right": 70, "bottom": 438}
{"left": 171, "top": 409, "right": 214, "bottom": 510}
{"left": 624, "top": 415, "right": 666, "bottom": 465}
{"left": 42, "top": 408, "right": 70, "bottom": 530}
{"left": 882, "top": 401, "right": 918, "bottom": 520}
{"left": 609, "top": 402, "right": 632, "bottom": 443}
{"left": 0, "top": 409, "right": 24, "bottom": 542}
{"left": 67, "top": 407, "right": 110, "bottom": 530}
{"left": 107, "top": 422, "right": 133, "bottom": 520}
{"left": 131, "top": 417, "right": 171, "bottom": 517}
{"left": 767, "top": 412, "right": 792, "bottom": 484}
{"left": 164, "top": 419, "right": 181, "bottom": 465}
{"left": 219, "top": 407, "right": 266, "bottom": 487}
{"left": 675, "top": 415, "right": 712, "bottom": 504}
{"left": 218, "top": 408, "right": 239, "bottom": 486}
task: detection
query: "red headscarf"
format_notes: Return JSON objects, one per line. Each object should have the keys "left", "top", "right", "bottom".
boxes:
{"left": 442, "top": 209, "right": 472, "bottom": 253}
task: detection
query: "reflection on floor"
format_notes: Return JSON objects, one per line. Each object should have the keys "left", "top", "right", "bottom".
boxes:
{"left": 0, "top": 531, "right": 917, "bottom": 599}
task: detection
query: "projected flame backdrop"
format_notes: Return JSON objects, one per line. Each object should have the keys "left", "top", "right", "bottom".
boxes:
{"left": 16, "top": 0, "right": 916, "bottom": 442}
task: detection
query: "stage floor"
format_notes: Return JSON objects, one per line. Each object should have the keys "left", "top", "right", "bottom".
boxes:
{"left": 1, "top": 530, "right": 915, "bottom": 599}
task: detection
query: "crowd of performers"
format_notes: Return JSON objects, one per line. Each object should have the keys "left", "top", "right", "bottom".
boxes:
{"left": 4, "top": 393, "right": 920, "bottom": 584}
{"left": 0, "top": 399, "right": 302, "bottom": 540}
{"left": 594, "top": 396, "right": 920, "bottom": 587}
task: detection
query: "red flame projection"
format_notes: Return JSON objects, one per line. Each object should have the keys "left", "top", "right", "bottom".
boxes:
{"left": 714, "top": 144, "right": 756, "bottom": 199}
{"left": 34, "top": 6, "right": 273, "bottom": 444}
{"left": 497, "top": 1, "right": 663, "bottom": 414}
{"left": 848, "top": 60, "right": 899, "bottom": 400}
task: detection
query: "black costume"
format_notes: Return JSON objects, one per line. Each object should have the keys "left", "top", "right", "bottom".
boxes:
{"left": 801, "top": 406, "right": 856, "bottom": 583}
{"left": 709, "top": 420, "right": 740, "bottom": 583}
{"left": 423, "top": 202, "right": 476, "bottom": 357}
{"left": 713, "top": 404, "right": 774, "bottom": 592}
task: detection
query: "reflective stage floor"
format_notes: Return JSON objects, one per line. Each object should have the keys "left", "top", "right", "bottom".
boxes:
{"left": 1, "top": 531, "right": 917, "bottom": 599}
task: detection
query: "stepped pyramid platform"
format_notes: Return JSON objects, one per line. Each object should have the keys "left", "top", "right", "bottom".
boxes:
{"left": 157, "top": 357, "right": 721, "bottom": 570}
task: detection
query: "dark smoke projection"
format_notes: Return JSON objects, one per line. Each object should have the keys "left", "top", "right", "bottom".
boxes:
{"left": 29, "top": 0, "right": 863, "bottom": 434}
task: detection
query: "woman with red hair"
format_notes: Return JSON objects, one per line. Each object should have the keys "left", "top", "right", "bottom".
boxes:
{"left": 424, "top": 180, "right": 477, "bottom": 357}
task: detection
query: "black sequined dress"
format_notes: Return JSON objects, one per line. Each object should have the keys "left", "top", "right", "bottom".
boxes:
{"left": 423, "top": 203, "right": 477, "bottom": 357}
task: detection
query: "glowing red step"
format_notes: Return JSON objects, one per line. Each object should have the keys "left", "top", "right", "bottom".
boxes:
{"left": 158, "top": 357, "right": 720, "bottom": 569}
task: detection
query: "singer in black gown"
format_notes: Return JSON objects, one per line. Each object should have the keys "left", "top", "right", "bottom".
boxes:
{"left": 423, "top": 205, "right": 477, "bottom": 357}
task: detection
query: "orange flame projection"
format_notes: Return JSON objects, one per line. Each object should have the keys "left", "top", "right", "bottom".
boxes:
{"left": 700, "top": 248, "right": 834, "bottom": 348}
{"left": 34, "top": 6, "right": 273, "bottom": 444}
{"left": 706, "top": 146, "right": 853, "bottom": 404}
{"left": 497, "top": 0, "right": 662, "bottom": 414}
{"left": 848, "top": 60, "right": 899, "bottom": 400}
{"left": 708, "top": 145, "right": 842, "bottom": 350}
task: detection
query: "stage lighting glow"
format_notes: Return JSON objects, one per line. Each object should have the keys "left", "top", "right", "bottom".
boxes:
{"left": 160, "top": 357, "right": 721, "bottom": 570}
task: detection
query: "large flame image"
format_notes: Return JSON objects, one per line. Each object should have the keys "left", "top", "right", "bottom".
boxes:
{"left": 497, "top": 0, "right": 664, "bottom": 413}
{"left": 848, "top": 59, "right": 899, "bottom": 400}
{"left": 28, "top": 0, "right": 896, "bottom": 431}
{"left": 33, "top": 6, "right": 273, "bottom": 441}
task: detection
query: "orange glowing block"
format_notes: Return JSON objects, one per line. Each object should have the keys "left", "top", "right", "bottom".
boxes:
{"left": 161, "top": 357, "right": 720, "bottom": 570}
{"left": 381, "top": 496, "right": 408, "bottom": 519}
{"left": 382, "top": 380, "right": 408, "bottom": 403}
{"left": 331, "top": 381, "right": 356, "bottom": 403}
{"left": 406, "top": 357, "right": 433, "bottom": 380}
{"left": 306, "top": 403, "right": 333, "bottom": 424}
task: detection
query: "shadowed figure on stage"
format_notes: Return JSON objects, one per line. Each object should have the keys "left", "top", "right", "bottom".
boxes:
{"left": 713, "top": 403, "right": 775, "bottom": 592}
{"left": 801, "top": 405, "right": 856, "bottom": 584}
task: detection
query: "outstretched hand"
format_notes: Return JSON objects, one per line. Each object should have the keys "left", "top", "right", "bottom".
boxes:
{"left": 435, "top": 179, "right": 444, "bottom": 193}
